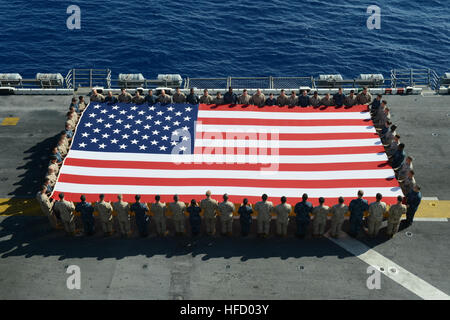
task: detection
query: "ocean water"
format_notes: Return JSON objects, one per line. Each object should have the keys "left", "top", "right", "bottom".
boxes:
{"left": 0, "top": 0, "right": 449, "bottom": 79}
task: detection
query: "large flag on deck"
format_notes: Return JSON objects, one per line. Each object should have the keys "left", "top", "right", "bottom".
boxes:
{"left": 52, "top": 102, "right": 403, "bottom": 205}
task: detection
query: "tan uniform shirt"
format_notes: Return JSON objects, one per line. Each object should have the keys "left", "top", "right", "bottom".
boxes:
{"left": 288, "top": 96, "right": 298, "bottom": 107}
{"left": 254, "top": 200, "right": 274, "bottom": 221}
{"left": 250, "top": 93, "right": 266, "bottom": 107}
{"left": 113, "top": 201, "right": 130, "bottom": 221}
{"left": 95, "top": 201, "right": 113, "bottom": 221}
{"left": 356, "top": 92, "right": 372, "bottom": 105}
{"left": 238, "top": 94, "right": 251, "bottom": 104}
{"left": 388, "top": 203, "right": 407, "bottom": 224}
{"left": 369, "top": 201, "right": 387, "bottom": 221}
{"left": 398, "top": 162, "right": 413, "bottom": 181}
{"left": 131, "top": 95, "right": 145, "bottom": 104}
{"left": 212, "top": 97, "right": 224, "bottom": 104}
{"left": 402, "top": 177, "right": 416, "bottom": 195}
{"left": 218, "top": 201, "right": 235, "bottom": 220}
{"left": 90, "top": 94, "right": 105, "bottom": 103}
{"left": 330, "top": 203, "right": 349, "bottom": 224}
{"left": 312, "top": 205, "right": 330, "bottom": 223}
{"left": 54, "top": 199, "right": 75, "bottom": 222}
{"left": 277, "top": 95, "right": 289, "bottom": 106}
{"left": 320, "top": 97, "right": 334, "bottom": 106}
{"left": 118, "top": 92, "right": 132, "bottom": 103}
{"left": 57, "top": 142, "right": 68, "bottom": 157}
{"left": 46, "top": 173, "right": 58, "bottom": 187}
{"left": 169, "top": 201, "right": 186, "bottom": 220}
{"left": 274, "top": 203, "right": 292, "bottom": 224}
{"left": 309, "top": 96, "right": 321, "bottom": 107}
{"left": 199, "top": 95, "right": 214, "bottom": 104}
{"left": 36, "top": 191, "right": 53, "bottom": 215}
{"left": 158, "top": 95, "right": 173, "bottom": 104}
{"left": 200, "top": 197, "right": 218, "bottom": 219}
{"left": 49, "top": 162, "right": 59, "bottom": 174}
{"left": 345, "top": 95, "right": 357, "bottom": 106}
{"left": 151, "top": 202, "right": 166, "bottom": 219}
{"left": 172, "top": 92, "right": 186, "bottom": 103}
{"left": 78, "top": 101, "right": 87, "bottom": 112}
{"left": 66, "top": 119, "right": 76, "bottom": 130}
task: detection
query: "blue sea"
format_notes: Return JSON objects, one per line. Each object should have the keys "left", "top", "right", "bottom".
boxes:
{"left": 0, "top": 0, "right": 449, "bottom": 79}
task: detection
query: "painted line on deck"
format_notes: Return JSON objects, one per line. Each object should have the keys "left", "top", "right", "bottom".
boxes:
{"left": 327, "top": 233, "right": 450, "bottom": 300}
{"left": 413, "top": 217, "right": 448, "bottom": 222}
{"left": 0, "top": 117, "right": 19, "bottom": 126}
{"left": 423, "top": 197, "right": 439, "bottom": 201}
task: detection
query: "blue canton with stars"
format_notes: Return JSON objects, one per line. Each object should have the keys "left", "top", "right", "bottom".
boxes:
{"left": 72, "top": 103, "right": 199, "bottom": 154}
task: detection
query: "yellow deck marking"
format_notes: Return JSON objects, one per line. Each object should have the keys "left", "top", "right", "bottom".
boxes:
{"left": 0, "top": 198, "right": 41, "bottom": 216}
{"left": 1, "top": 117, "right": 19, "bottom": 126}
{"left": 415, "top": 200, "right": 450, "bottom": 218}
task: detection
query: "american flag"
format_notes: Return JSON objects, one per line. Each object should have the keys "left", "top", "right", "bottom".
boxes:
{"left": 52, "top": 102, "right": 403, "bottom": 205}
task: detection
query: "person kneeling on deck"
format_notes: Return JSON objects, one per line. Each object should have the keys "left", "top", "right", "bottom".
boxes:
{"left": 94, "top": 194, "right": 114, "bottom": 236}
{"left": 76, "top": 195, "right": 95, "bottom": 236}
{"left": 200, "top": 190, "right": 218, "bottom": 235}
{"left": 113, "top": 194, "right": 131, "bottom": 238}
{"left": 187, "top": 199, "right": 202, "bottom": 237}
{"left": 130, "top": 194, "right": 150, "bottom": 237}
{"left": 254, "top": 194, "right": 274, "bottom": 238}
{"left": 36, "top": 185, "right": 57, "bottom": 230}
{"left": 386, "top": 195, "right": 407, "bottom": 238}
{"left": 274, "top": 196, "right": 291, "bottom": 237}
{"left": 312, "top": 197, "right": 329, "bottom": 238}
{"left": 329, "top": 196, "right": 348, "bottom": 238}
{"left": 238, "top": 198, "right": 253, "bottom": 237}
{"left": 151, "top": 195, "right": 167, "bottom": 237}
{"left": 218, "top": 193, "right": 235, "bottom": 236}
{"left": 367, "top": 193, "right": 387, "bottom": 238}
{"left": 169, "top": 194, "right": 187, "bottom": 236}
{"left": 54, "top": 193, "right": 76, "bottom": 236}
